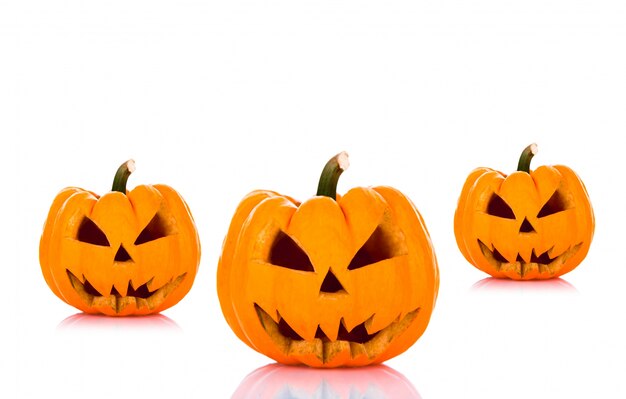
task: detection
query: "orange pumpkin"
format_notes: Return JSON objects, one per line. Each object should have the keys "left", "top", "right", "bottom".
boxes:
{"left": 454, "top": 144, "right": 594, "bottom": 280}
{"left": 217, "top": 152, "right": 439, "bottom": 367}
{"left": 40, "top": 160, "right": 200, "bottom": 316}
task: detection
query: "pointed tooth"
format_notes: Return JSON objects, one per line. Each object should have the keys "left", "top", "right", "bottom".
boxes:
{"left": 148, "top": 274, "right": 168, "bottom": 293}
{"left": 539, "top": 245, "right": 556, "bottom": 261}
{"left": 363, "top": 314, "right": 375, "bottom": 332}
{"left": 547, "top": 245, "right": 561, "bottom": 260}
{"left": 518, "top": 247, "right": 533, "bottom": 264}
{"left": 131, "top": 277, "right": 151, "bottom": 295}
{"left": 282, "top": 315, "right": 317, "bottom": 341}
{"left": 318, "top": 318, "right": 341, "bottom": 342}
{"left": 342, "top": 312, "right": 365, "bottom": 334}
{"left": 365, "top": 314, "right": 389, "bottom": 335}
{"left": 551, "top": 241, "right": 570, "bottom": 259}
{"left": 143, "top": 277, "right": 156, "bottom": 296}
{"left": 127, "top": 261, "right": 148, "bottom": 288}
{"left": 298, "top": 323, "right": 319, "bottom": 342}
{"left": 90, "top": 279, "right": 112, "bottom": 300}
{"left": 113, "top": 282, "right": 128, "bottom": 297}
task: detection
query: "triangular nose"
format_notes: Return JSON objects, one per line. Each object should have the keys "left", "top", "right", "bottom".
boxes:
{"left": 519, "top": 217, "right": 536, "bottom": 233}
{"left": 114, "top": 244, "right": 133, "bottom": 262}
{"left": 320, "top": 269, "right": 345, "bottom": 293}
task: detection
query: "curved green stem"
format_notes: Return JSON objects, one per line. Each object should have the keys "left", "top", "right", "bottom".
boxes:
{"left": 517, "top": 144, "right": 538, "bottom": 173}
{"left": 316, "top": 152, "right": 350, "bottom": 200}
{"left": 112, "top": 160, "right": 136, "bottom": 193}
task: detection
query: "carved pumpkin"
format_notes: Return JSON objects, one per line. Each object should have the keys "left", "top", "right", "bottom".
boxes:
{"left": 218, "top": 152, "right": 439, "bottom": 367}
{"left": 232, "top": 363, "right": 421, "bottom": 398}
{"left": 40, "top": 160, "right": 200, "bottom": 316}
{"left": 454, "top": 144, "right": 594, "bottom": 280}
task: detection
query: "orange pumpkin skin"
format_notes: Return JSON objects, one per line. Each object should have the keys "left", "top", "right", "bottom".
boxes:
{"left": 217, "top": 153, "right": 439, "bottom": 367}
{"left": 40, "top": 161, "right": 200, "bottom": 316}
{"left": 454, "top": 145, "right": 594, "bottom": 280}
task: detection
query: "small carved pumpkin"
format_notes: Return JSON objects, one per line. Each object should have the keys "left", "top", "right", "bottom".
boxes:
{"left": 454, "top": 144, "right": 594, "bottom": 280}
{"left": 217, "top": 152, "right": 439, "bottom": 367}
{"left": 40, "top": 160, "right": 200, "bottom": 316}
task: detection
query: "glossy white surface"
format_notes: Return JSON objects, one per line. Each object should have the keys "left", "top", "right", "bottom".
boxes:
{"left": 2, "top": 1, "right": 626, "bottom": 398}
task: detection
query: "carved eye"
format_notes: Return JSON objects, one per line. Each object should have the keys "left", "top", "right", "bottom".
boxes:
{"left": 486, "top": 194, "right": 516, "bottom": 219}
{"left": 348, "top": 225, "right": 402, "bottom": 270}
{"left": 77, "top": 217, "right": 110, "bottom": 246}
{"left": 537, "top": 190, "right": 567, "bottom": 218}
{"left": 134, "top": 213, "right": 169, "bottom": 245}
{"left": 269, "top": 232, "right": 315, "bottom": 272}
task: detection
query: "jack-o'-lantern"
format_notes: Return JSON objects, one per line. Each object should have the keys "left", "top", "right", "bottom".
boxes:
{"left": 454, "top": 144, "right": 594, "bottom": 280}
{"left": 40, "top": 160, "right": 200, "bottom": 316}
{"left": 218, "top": 152, "right": 439, "bottom": 367}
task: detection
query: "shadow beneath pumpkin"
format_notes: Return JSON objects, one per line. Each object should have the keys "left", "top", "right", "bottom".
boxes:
{"left": 56, "top": 313, "right": 182, "bottom": 332}
{"left": 470, "top": 277, "right": 578, "bottom": 294}
{"left": 232, "top": 363, "right": 421, "bottom": 399}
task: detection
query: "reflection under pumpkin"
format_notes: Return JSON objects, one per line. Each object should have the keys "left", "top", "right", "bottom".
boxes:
{"left": 470, "top": 277, "right": 578, "bottom": 293}
{"left": 56, "top": 312, "right": 181, "bottom": 331}
{"left": 232, "top": 363, "right": 421, "bottom": 399}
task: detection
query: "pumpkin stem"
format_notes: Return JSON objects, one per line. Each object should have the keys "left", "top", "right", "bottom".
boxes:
{"left": 111, "top": 160, "right": 136, "bottom": 193}
{"left": 517, "top": 143, "right": 538, "bottom": 173}
{"left": 316, "top": 152, "right": 350, "bottom": 200}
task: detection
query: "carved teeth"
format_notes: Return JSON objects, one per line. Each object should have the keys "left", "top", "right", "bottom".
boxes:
{"left": 477, "top": 240, "right": 582, "bottom": 276}
{"left": 67, "top": 270, "right": 186, "bottom": 313}
{"left": 254, "top": 304, "right": 419, "bottom": 363}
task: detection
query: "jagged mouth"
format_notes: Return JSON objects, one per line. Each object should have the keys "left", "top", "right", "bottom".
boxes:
{"left": 67, "top": 270, "right": 186, "bottom": 313}
{"left": 477, "top": 240, "right": 582, "bottom": 277}
{"left": 254, "top": 304, "right": 419, "bottom": 363}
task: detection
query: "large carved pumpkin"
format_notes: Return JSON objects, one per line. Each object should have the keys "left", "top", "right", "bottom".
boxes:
{"left": 454, "top": 144, "right": 594, "bottom": 280}
{"left": 218, "top": 152, "right": 439, "bottom": 367}
{"left": 40, "top": 160, "right": 201, "bottom": 316}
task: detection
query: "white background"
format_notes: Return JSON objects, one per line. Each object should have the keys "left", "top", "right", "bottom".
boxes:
{"left": 2, "top": 1, "right": 625, "bottom": 398}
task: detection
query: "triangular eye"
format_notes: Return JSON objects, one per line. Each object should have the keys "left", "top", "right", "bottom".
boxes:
{"left": 269, "top": 231, "right": 315, "bottom": 272}
{"left": 537, "top": 190, "right": 567, "bottom": 217}
{"left": 77, "top": 217, "right": 110, "bottom": 246}
{"left": 486, "top": 194, "right": 516, "bottom": 219}
{"left": 134, "top": 213, "right": 169, "bottom": 245}
{"left": 348, "top": 225, "right": 401, "bottom": 270}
